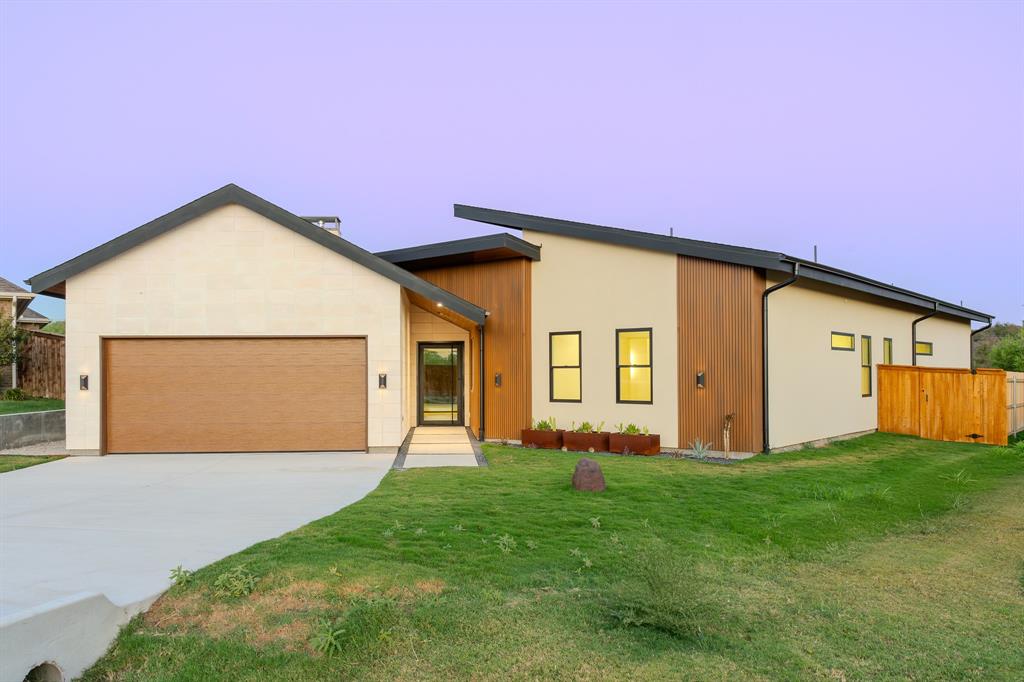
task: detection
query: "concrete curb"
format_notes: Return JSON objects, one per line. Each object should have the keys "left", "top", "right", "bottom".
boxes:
{"left": 0, "top": 590, "right": 159, "bottom": 682}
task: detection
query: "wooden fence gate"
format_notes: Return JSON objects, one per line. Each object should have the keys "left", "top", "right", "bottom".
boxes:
{"left": 877, "top": 365, "right": 1009, "bottom": 446}
{"left": 1008, "top": 371, "right": 1024, "bottom": 438}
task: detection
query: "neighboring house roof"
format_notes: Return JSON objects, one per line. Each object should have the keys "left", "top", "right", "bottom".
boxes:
{"left": 18, "top": 306, "right": 49, "bottom": 324}
{"left": 454, "top": 204, "right": 992, "bottom": 323}
{"left": 376, "top": 233, "right": 541, "bottom": 270}
{"left": 0, "top": 275, "right": 30, "bottom": 296}
{"left": 27, "top": 184, "right": 488, "bottom": 325}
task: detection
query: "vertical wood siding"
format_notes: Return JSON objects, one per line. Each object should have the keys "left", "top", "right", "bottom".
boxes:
{"left": 677, "top": 256, "right": 764, "bottom": 453}
{"left": 415, "top": 259, "right": 532, "bottom": 440}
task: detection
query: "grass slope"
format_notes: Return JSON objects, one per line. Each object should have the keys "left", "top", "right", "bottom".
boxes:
{"left": 0, "top": 398, "right": 64, "bottom": 415}
{"left": 0, "top": 455, "right": 64, "bottom": 472}
{"left": 84, "top": 434, "right": 1024, "bottom": 681}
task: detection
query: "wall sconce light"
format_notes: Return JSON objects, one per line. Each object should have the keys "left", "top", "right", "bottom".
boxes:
{"left": 494, "top": 372, "right": 502, "bottom": 387}
{"left": 696, "top": 371, "right": 705, "bottom": 389}
{"left": 80, "top": 374, "right": 89, "bottom": 391}
{"left": 378, "top": 373, "right": 387, "bottom": 389}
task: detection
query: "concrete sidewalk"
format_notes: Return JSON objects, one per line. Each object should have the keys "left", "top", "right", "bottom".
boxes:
{"left": 401, "top": 427, "right": 482, "bottom": 468}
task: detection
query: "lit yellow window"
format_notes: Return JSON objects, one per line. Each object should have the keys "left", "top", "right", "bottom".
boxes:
{"left": 831, "top": 332, "right": 855, "bottom": 351}
{"left": 883, "top": 338, "right": 893, "bottom": 365}
{"left": 861, "top": 335, "right": 872, "bottom": 397}
{"left": 550, "top": 332, "right": 581, "bottom": 401}
{"left": 915, "top": 341, "right": 933, "bottom": 356}
{"left": 616, "top": 329, "right": 652, "bottom": 403}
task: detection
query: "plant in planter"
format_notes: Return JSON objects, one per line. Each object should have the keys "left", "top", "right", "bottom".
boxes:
{"left": 609, "top": 423, "right": 661, "bottom": 456}
{"left": 521, "top": 417, "right": 563, "bottom": 449}
{"left": 563, "top": 421, "right": 609, "bottom": 453}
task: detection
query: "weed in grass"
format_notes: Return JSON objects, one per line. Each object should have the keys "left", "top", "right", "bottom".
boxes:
{"left": 609, "top": 533, "right": 621, "bottom": 546}
{"left": 496, "top": 534, "right": 517, "bottom": 554}
{"left": 381, "top": 528, "right": 393, "bottom": 538}
{"left": 569, "top": 547, "right": 582, "bottom": 558}
{"left": 590, "top": 516, "right": 601, "bottom": 529}
{"left": 213, "top": 565, "right": 258, "bottom": 598}
{"left": 309, "top": 596, "right": 398, "bottom": 658}
{"left": 414, "top": 527, "right": 426, "bottom": 536}
{"left": 391, "top": 520, "right": 405, "bottom": 531}
{"left": 951, "top": 494, "right": 970, "bottom": 512}
{"left": 525, "top": 539, "right": 538, "bottom": 550}
{"left": 328, "top": 566, "right": 343, "bottom": 578}
{"left": 169, "top": 565, "right": 194, "bottom": 587}
{"left": 941, "top": 469, "right": 977, "bottom": 486}
{"left": 451, "top": 523, "right": 464, "bottom": 532}
{"left": 604, "top": 540, "right": 721, "bottom": 642}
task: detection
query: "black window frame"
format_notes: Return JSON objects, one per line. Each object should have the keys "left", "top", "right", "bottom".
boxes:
{"left": 615, "top": 327, "right": 653, "bottom": 405}
{"left": 883, "top": 337, "right": 893, "bottom": 365}
{"left": 915, "top": 341, "right": 933, "bottom": 356}
{"left": 861, "top": 334, "right": 872, "bottom": 397}
{"left": 549, "top": 331, "right": 582, "bottom": 403}
{"left": 830, "top": 331, "right": 856, "bottom": 351}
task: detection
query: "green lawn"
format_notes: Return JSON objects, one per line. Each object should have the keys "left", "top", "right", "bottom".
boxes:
{"left": 0, "top": 398, "right": 64, "bottom": 415}
{"left": 84, "top": 434, "right": 1024, "bottom": 681}
{"left": 0, "top": 455, "right": 64, "bottom": 472}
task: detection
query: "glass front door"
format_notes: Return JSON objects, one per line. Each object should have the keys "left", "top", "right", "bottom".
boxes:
{"left": 418, "top": 342, "right": 464, "bottom": 425}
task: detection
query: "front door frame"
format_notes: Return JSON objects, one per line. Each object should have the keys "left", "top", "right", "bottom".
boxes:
{"left": 416, "top": 341, "right": 465, "bottom": 426}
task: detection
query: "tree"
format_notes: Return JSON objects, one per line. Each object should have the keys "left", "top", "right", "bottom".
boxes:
{"left": 0, "top": 316, "right": 30, "bottom": 367}
{"left": 987, "top": 329, "right": 1024, "bottom": 372}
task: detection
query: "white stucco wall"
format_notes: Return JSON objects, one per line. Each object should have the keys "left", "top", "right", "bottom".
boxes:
{"left": 525, "top": 230, "right": 680, "bottom": 446}
{"left": 766, "top": 277, "right": 972, "bottom": 449}
{"left": 64, "top": 204, "right": 404, "bottom": 453}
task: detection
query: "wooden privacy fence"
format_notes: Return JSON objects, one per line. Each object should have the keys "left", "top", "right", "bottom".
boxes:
{"left": 19, "top": 330, "right": 65, "bottom": 399}
{"left": 1009, "top": 371, "right": 1024, "bottom": 438}
{"left": 877, "top": 365, "right": 1010, "bottom": 446}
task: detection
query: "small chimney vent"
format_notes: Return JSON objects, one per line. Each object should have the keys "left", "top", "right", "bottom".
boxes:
{"left": 302, "top": 215, "right": 342, "bottom": 237}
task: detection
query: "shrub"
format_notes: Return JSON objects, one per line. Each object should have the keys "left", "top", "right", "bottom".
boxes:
{"left": 1, "top": 388, "right": 29, "bottom": 401}
{"left": 603, "top": 541, "right": 721, "bottom": 641}
{"left": 987, "top": 329, "right": 1024, "bottom": 371}
{"left": 532, "top": 417, "right": 557, "bottom": 431}
{"left": 688, "top": 438, "right": 713, "bottom": 460}
{"left": 213, "top": 564, "right": 258, "bottom": 597}
{"left": 0, "top": 317, "right": 29, "bottom": 368}
{"left": 615, "top": 423, "right": 647, "bottom": 435}
{"left": 574, "top": 421, "right": 605, "bottom": 433}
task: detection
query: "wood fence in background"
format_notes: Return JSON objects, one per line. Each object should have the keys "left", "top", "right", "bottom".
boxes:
{"left": 1008, "top": 371, "right": 1024, "bottom": 438}
{"left": 877, "top": 365, "right": 1009, "bottom": 446}
{"left": 19, "top": 330, "right": 65, "bottom": 399}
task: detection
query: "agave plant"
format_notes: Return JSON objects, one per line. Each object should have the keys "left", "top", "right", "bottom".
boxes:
{"left": 689, "top": 438, "right": 713, "bottom": 461}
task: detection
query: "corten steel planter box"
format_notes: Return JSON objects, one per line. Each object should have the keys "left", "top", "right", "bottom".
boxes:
{"left": 521, "top": 429, "right": 564, "bottom": 449}
{"left": 563, "top": 431, "right": 611, "bottom": 453}
{"left": 609, "top": 433, "right": 661, "bottom": 456}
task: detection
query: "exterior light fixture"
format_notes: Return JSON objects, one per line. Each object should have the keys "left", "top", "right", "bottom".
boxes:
{"left": 80, "top": 374, "right": 89, "bottom": 391}
{"left": 494, "top": 372, "right": 502, "bottom": 387}
{"left": 696, "top": 371, "right": 705, "bottom": 389}
{"left": 436, "top": 302, "right": 443, "bottom": 308}
{"left": 378, "top": 373, "right": 387, "bottom": 389}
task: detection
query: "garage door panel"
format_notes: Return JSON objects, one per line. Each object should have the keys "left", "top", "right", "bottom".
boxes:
{"left": 104, "top": 338, "right": 367, "bottom": 453}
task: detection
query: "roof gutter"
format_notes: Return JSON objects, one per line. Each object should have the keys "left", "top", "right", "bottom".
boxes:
{"left": 762, "top": 261, "right": 800, "bottom": 453}
{"left": 911, "top": 303, "right": 939, "bottom": 366}
{"left": 969, "top": 319, "right": 993, "bottom": 373}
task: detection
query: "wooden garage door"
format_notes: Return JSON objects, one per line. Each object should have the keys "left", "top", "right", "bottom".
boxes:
{"left": 103, "top": 338, "right": 367, "bottom": 453}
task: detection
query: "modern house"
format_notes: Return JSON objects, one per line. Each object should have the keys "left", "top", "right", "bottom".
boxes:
{"left": 27, "top": 184, "right": 991, "bottom": 456}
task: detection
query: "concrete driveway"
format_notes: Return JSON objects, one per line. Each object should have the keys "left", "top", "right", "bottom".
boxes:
{"left": 0, "top": 452, "right": 393, "bottom": 680}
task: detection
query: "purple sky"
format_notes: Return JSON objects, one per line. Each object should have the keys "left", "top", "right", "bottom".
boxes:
{"left": 2, "top": 1, "right": 1021, "bottom": 323}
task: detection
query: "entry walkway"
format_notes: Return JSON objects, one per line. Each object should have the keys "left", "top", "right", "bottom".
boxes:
{"left": 398, "top": 426, "right": 484, "bottom": 468}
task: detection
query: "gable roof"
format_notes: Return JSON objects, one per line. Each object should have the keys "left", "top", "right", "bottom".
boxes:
{"left": 19, "top": 306, "right": 49, "bottom": 324}
{"left": 376, "top": 233, "right": 540, "bottom": 270}
{"left": 454, "top": 204, "right": 991, "bottom": 323}
{"left": 0, "top": 275, "right": 30, "bottom": 296}
{"left": 26, "top": 184, "right": 487, "bottom": 325}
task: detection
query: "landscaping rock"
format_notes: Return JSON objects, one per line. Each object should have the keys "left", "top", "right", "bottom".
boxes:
{"left": 572, "top": 458, "right": 606, "bottom": 492}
